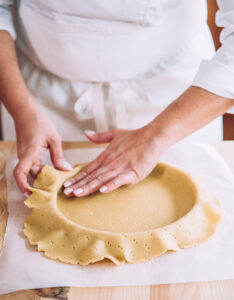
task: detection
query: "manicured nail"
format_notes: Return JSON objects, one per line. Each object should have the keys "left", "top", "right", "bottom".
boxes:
{"left": 31, "top": 165, "right": 41, "bottom": 175}
{"left": 59, "top": 160, "right": 73, "bottom": 171}
{"left": 85, "top": 130, "right": 95, "bottom": 136}
{"left": 64, "top": 181, "right": 72, "bottom": 188}
{"left": 74, "top": 188, "right": 84, "bottom": 196}
{"left": 64, "top": 188, "right": 73, "bottom": 195}
{"left": 100, "top": 186, "right": 108, "bottom": 193}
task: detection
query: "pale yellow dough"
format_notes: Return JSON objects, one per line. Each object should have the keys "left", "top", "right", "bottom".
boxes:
{"left": 24, "top": 163, "right": 222, "bottom": 265}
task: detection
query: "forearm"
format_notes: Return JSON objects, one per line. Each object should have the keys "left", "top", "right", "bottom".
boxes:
{"left": 149, "top": 86, "right": 234, "bottom": 147}
{"left": 0, "top": 30, "right": 36, "bottom": 123}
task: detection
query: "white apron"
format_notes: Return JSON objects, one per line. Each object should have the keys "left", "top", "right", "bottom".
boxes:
{"left": 2, "top": 0, "right": 222, "bottom": 141}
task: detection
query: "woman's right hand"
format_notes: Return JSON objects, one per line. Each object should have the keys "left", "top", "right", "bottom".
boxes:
{"left": 13, "top": 107, "right": 72, "bottom": 196}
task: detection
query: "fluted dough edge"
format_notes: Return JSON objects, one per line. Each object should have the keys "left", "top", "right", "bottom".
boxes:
{"left": 24, "top": 164, "right": 222, "bottom": 266}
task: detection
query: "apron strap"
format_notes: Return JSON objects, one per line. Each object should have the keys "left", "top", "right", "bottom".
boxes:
{"left": 74, "top": 83, "right": 109, "bottom": 132}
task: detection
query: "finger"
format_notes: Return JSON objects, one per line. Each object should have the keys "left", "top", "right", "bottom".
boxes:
{"left": 14, "top": 152, "right": 38, "bottom": 194}
{"left": 99, "top": 171, "right": 139, "bottom": 193}
{"left": 85, "top": 129, "right": 117, "bottom": 144}
{"left": 68, "top": 162, "right": 115, "bottom": 190}
{"left": 71, "top": 170, "right": 118, "bottom": 197}
{"left": 63, "top": 152, "right": 106, "bottom": 188}
{"left": 30, "top": 162, "right": 44, "bottom": 178}
{"left": 49, "top": 137, "right": 72, "bottom": 171}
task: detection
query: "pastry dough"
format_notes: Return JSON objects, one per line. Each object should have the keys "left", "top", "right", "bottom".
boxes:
{"left": 24, "top": 163, "right": 222, "bottom": 265}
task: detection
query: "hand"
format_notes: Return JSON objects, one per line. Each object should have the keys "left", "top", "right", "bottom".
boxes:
{"left": 63, "top": 126, "right": 167, "bottom": 197}
{"left": 14, "top": 107, "right": 72, "bottom": 196}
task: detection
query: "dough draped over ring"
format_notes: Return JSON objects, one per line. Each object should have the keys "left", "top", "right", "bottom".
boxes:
{"left": 24, "top": 163, "right": 222, "bottom": 265}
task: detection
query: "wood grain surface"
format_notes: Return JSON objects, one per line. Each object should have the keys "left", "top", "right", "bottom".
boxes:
{"left": 0, "top": 141, "right": 234, "bottom": 300}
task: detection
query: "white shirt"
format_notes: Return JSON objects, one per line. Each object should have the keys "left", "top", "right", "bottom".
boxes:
{"left": 0, "top": 0, "right": 16, "bottom": 39}
{"left": 0, "top": 0, "right": 224, "bottom": 142}
{"left": 0, "top": 0, "right": 233, "bottom": 109}
{"left": 192, "top": 0, "right": 234, "bottom": 105}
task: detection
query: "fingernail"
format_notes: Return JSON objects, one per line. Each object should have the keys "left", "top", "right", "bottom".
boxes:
{"left": 59, "top": 161, "right": 73, "bottom": 171}
{"left": 85, "top": 130, "right": 95, "bottom": 136}
{"left": 100, "top": 186, "right": 108, "bottom": 193}
{"left": 64, "top": 181, "right": 72, "bottom": 188}
{"left": 74, "top": 188, "right": 83, "bottom": 196}
{"left": 31, "top": 165, "right": 41, "bottom": 175}
{"left": 24, "top": 191, "right": 30, "bottom": 198}
{"left": 64, "top": 188, "right": 73, "bottom": 195}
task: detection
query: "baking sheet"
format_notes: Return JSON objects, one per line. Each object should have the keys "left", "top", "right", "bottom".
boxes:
{"left": 0, "top": 142, "right": 234, "bottom": 294}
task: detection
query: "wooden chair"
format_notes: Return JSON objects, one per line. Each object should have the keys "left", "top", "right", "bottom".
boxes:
{"left": 207, "top": 0, "right": 234, "bottom": 140}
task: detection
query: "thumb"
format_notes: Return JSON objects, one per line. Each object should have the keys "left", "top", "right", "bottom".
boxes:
{"left": 85, "top": 130, "right": 116, "bottom": 143}
{"left": 14, "top": 151, "right": 36, "bottom": 194}
{"left": 49, "top": 138, "right": 72, "bottom": 171}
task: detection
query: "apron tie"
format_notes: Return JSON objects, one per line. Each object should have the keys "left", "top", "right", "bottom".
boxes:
{"left": 72, "top": 80, "right": 150, "bottom": 131}
{"left": 74, "top": 83, "right": 109, "bottom": 132}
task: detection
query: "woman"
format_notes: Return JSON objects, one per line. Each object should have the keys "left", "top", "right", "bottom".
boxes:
{"left": 0, "top": 0, "right": 233, "bottom": 198}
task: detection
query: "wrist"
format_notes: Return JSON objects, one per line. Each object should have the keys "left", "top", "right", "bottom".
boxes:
{"left": 143, "top": 121, "right": 175, "bottom": 154}
{"left": 13, "top": 101, "right": 40, "bottom": 126}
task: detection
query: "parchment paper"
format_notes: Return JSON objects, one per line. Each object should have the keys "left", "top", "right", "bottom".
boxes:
{"left": 1, "top": 142, "right": 234, "bottom": 294}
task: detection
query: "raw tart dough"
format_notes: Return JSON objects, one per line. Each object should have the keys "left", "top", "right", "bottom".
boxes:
{"left": 24, "top": 163, "right": 222, "bottom": 266}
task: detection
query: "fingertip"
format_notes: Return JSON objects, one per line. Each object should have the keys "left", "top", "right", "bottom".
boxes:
{"left": 30, "top": 164, "right": 44, "bottom": 178}
{"left": 73, "top": 188, "right": 84, "bottom": 197}
{"left": 85, "top": 129, "right": 115, "bottom": 143}
{"left": 85, "top": 130, "right": 98, "bottom": 142}
{"left": 63, "top": 181, "right": 72, "bottom": 188}
{"left": 64, "top": 187, "right": 74, "bottom": 197}
{"left": 55, "top": 160, "right": 73, "bottom": 171}
{"left": 85, "top": 130, "right": 96, "bottom": 137}
{"left": 99, "top": 185, "right": 108, "bottom": 193}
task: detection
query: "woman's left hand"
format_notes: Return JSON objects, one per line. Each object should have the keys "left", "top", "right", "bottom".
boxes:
{"left": 63, "top": 125, "right": 167, "bottom": 197}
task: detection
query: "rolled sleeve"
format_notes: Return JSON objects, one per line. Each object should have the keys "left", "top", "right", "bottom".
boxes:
{"left": 0, "top": 0, "right": 16, "bottom": 40}
{"left": 192, "top": 0, "right": 234, "bottom": 113}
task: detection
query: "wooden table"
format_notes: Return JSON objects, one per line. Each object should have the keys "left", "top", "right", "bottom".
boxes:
{"left": 0, "top": 141, "right": 234, "bottom": 300}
